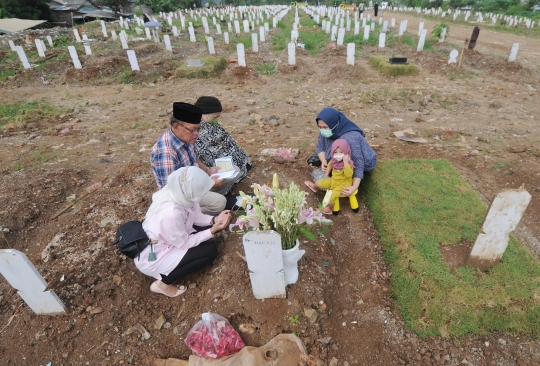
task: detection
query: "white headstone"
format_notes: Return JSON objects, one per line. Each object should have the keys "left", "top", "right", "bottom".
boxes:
{"left": 119, "top": 32, "right": 129, "bottom": 49}
{"left": 0, "top": 250, "right": 67, "bottom": 315}
{"left": 418, "top": 21, "right": 424, "bottom": 36}
{"left": 467, "top": 189, "right": 531, "bottom": 269}
{"left": 331, "top": 25, "right": 338, "bottom": 41}
{"left": 173, "top": 26, "right": 179, "bottom": 36}
{"left": 370, "top": 20, "right": 375, "bottom": 31}
{"left": 237, "top": 43, "right": 246, "bottom": 67}
{"left": 216, "top": 24, "right": 222, "bottom": 35}
{"left": 439, "top": 27, "right": 447, "bottom": 43}
{"left": 354, "top": 21, "right": 360, "bottom": 35}
{"left": 202, "top": 16, "right": 210, "bottom": 34}
{"left": 363, "top": 25, "right": 370, "bottom": 40}
{"left": 101, "top": 20, "right": 108, "bottom": 37}
{"left": 391, "top": 18, "right": 395, "bottom": 27}
{"left": 259, "top": 26, "right": 265, "bottom": 42}
{"left": 207, "top": 36, "right": 215, "bottom": 54}
{"left": 188, "top": 26, "right": 196, "bottom": 42}
{"left": 15, "top": 46, "right": 31, "bottom": 69}
{"left": 164, "top": 35, "right": 172, "bottom": 51}
{"left": 224, "top": 32, "right": 229, "bottom": 44}
{"left": 144, "top": 27, "right": 151, "bottom": 40}
{"left": 417, "top": 28, "right": 427, "bottom": 51}
{"left": 73, "top": 29, "right": 81, "bottom": 42}
{"left": 68, "top": 45, "right": 82, "bottom": 69}
{"left": 288, "top": 42, "right": 296, "bottom": 65}
{"left": 82, "top": 37, "right": 92, "bottom": 55}
{"left": 127, "top": 50, "right": 140, "bottom": 71}
{"left": 251, "top": 33, "right": 258, "bottom": 52}
{"left": 346, "top": 43, "right": 355, "bottom": 65}
{"left": 112, "top": 30, "right": 118, "bottom": 40}
{"left": 234, "top": 20, "right": 241, "bottom": 34}
{"left": 508, "top": 43, "right": 519, "bottom": 62}
{"left": 379, "top": 32, "right": 386, "bottom": 48}
{"left": 8, "top": 40, "right": 16, "bottom": 51}
{"left": 243, "top": 19, "right": 250, "bottom": 33}
{"left": 448, "top": 49, "right": 459, "bottom": 64}
{"left": 35, "top": 39, "right": 45, "bottom": 57}
{"left": 337, "top": 28, "right": 345, "bottom": 45}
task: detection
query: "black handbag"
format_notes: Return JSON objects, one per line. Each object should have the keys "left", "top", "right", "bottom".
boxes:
{"left": 113, "top": 221, "right": 150, "bottom": 260}
{"left": 307, "top": 153, "right": 322, "bottom": 167}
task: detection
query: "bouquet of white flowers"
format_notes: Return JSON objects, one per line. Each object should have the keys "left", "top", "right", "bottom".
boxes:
{"left": 229, "top": 174, "right": 332, "bottom": 250}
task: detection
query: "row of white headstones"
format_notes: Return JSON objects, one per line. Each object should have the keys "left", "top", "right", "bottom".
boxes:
{"left": 402, "top": 6, "right": 536, "bottom": 28}
{"left": 6, "top": 4, "right": 522, "bottom": 72}
{"left": 7, "top": 5, "right": 289, "bottom": 71}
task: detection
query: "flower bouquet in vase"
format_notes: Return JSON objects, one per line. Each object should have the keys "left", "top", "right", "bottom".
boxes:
{"left": 230, "top": 174, "right": 332, "bottom": 284}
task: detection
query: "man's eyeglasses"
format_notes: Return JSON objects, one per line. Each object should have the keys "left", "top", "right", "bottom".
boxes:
{"left": 177, "top": 123, "right": 201, "bottom": 135}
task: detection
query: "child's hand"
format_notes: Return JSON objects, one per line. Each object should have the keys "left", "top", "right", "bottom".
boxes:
{"left": 343, "top": 154, "right": 350, "bottom": 165}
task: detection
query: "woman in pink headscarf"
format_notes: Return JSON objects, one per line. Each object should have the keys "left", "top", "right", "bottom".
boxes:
{"left": 305, "top": 139, "right": 355, "bottom": 214}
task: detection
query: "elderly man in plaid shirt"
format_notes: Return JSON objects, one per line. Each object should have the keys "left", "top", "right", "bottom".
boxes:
{"left": 151, "top": 102, "right": 236, "bottom": 216}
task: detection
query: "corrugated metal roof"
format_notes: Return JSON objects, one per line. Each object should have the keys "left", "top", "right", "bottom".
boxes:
{"left": 0, "top": 18, "right": 47, "bottom": 34}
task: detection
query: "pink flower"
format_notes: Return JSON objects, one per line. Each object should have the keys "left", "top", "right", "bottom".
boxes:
{"left": 298, "top": 207, "right": 315, "bottom": 225}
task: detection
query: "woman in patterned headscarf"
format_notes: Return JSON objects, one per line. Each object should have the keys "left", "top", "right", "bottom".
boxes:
{"left": 195, "top": 96, "right": 252, "bottom": 195}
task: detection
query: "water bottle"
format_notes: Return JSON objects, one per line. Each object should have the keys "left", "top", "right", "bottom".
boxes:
{"left": 86, "top": 182, "right": 102, "bottom": 193}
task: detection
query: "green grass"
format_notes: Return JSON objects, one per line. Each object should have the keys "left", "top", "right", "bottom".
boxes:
{"left": 363, "top": 159, "right": 540, "bottom": 338}
{"left": 0, "top": 101, "right": 64, "bottom": 128}
{"left": 12, "top": 146, "right": 61, "bottom": 171}
{"left": 254, "top": 62, "right": 276, "bottom": 75}
{"left": 369, "top": 56, "right": 419, "bottom": 76}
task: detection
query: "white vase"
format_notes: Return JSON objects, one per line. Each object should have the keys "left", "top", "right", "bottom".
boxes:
{"left": 282, "top": 240, "right": 305, "bottom": 285}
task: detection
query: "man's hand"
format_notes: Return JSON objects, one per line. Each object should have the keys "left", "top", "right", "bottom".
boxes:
{"left": 340, "top": 186, "right": 357, "bottom": 197}
{"left": 320, "top": 160, "right": 328, "bottom": 172}
{"left": 208, "top": 166, "right": 220, "bottom": 175}
{"left": 211, "top": 176, "right": 224, "bottom": 188}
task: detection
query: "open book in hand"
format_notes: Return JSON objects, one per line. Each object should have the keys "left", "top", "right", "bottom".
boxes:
{"left": 210, "top": 156, "right": 239, "bottom": 180}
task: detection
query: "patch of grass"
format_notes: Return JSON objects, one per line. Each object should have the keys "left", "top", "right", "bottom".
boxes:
{"left": 300, "top": 30, "right": 328, "bottom": 55}
{"left": 232, "top": 33, "right": 253, "bottom": 48}
{"left": 117, "top": 66, "right": 136, "bottom": 84}
{"left": 12, "top": 146, "right": 61, "bottom": 171}
{"left": 254, "top": 62, "right": 276, "bottom": 75}
{"left": 369, "top": 56, "right": 419, "bottom": 77}
{"left": 174, "top": 56, "right": 227, "bottom": 78}
{"left": 0, "top": 101, "right": 64, "bottom": 128}
{"left": 131, "top": 121, "right": 153, "bottom": 130}
{"left": 0, "top": 69, "right": 15, "bottom": 82}
{"left": 363, "top": 159, "right": 540, "bottom": 338}
{"left": 401, "top": 34, "right": 416, "bottom": 48}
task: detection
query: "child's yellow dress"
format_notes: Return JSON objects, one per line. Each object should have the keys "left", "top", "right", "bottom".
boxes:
{"left": 316, "top": 162, "right": 354, "bottom": 206}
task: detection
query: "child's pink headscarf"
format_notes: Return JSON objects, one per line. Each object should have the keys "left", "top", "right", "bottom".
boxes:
{"left": 330, "top": 139, "right": 355, "bottom": 170}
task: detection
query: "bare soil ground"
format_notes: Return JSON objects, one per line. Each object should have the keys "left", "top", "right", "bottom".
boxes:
{"left": 0, "top": 12, "right": 540, "bottom": 366}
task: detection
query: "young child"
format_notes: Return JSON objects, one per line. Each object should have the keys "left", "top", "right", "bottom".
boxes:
{"left": 305, "top": 139, "right": 355, "bottom": 214}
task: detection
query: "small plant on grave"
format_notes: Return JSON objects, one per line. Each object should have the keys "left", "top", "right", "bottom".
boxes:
{"left": 229, "top": 173, "right": 332, "bottom": 250}
{"left": 431, "top": 23, "right": 449, "bottom": 39}
{"left": 288, "top": 314, "right": 299, "bottom": 324}
{"left": 254, "top": 63, "right": 276, "bottom": 75}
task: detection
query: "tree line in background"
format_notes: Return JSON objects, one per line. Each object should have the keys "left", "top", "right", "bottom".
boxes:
{"left": 0, "top": 0, "right": 538, "bottom": 22}
{"left": 0, "top": 0, "right": 52, "bottom": 20}
{"left": 402, "top": 0, "right": 539, "bottom": 16}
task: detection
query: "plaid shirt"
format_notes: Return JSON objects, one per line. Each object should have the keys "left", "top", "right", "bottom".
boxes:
{"left": 317, "top": 131, "right": 377, "bottom": 179}
{"left": 151, "top": 128, "right": 197, "bottom": 188}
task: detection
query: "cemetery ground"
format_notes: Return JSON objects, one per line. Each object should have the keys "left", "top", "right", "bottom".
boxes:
{"left": 1, "top": 10, "right": 540, "bottom": 366}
